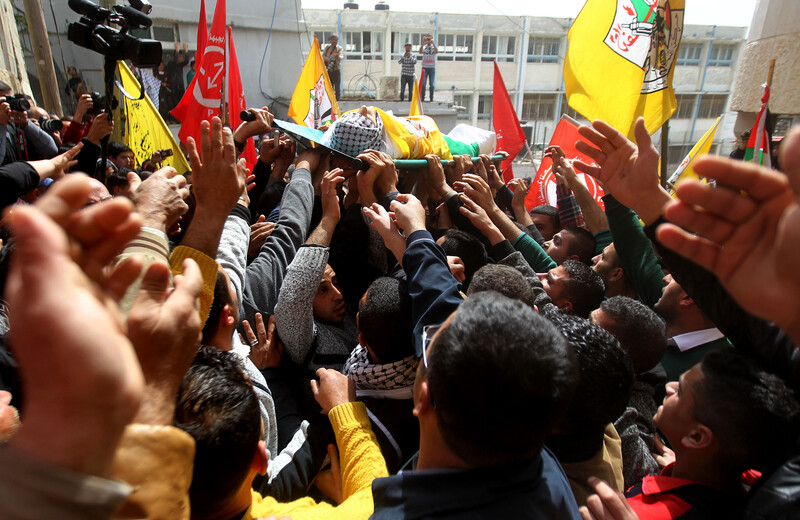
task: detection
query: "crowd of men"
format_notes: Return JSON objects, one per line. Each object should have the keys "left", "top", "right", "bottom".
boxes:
{"left": 0, "top": 75, "right": 799, "bottom": 520}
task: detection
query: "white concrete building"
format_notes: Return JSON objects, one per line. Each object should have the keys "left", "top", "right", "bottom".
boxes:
{"left": 303, "top": 7, "right": 747, "bottom": 169}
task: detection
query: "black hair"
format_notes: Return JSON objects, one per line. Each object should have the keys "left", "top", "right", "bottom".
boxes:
{"left": 0, "top": 81, "right": 10, "bottom": 93}
{"left": 532, "top": 204, "right": 560, "bottom": 229}
{"left": 358, "top": 277, "right": 413, "bottom": 363}
{"left": 105, "top": 170, "right": 130, "bottom": 193}
{"left": 543, "top": 310, "right": 634, "bottom": 435}
{"left": 174, "top": 346, "right": 261, "bottom": 516}
{"left": 438, "top": 229, "right": 487, "bottom": 290}
{"left": 428, "top": 291, "right": 577, "bottom": 466}
{"left": 696, "top": 350, "right": 800, "bottom": 473}
{"left": 561, "top": 259, "right": 605, "bottom": 318}
{"left": 467, "top": 264, "right": 535, "bottom": 309}
{"left": 562, "top": 226, "right": 596, "bottom": 265}
{"left": 107, "top": 141, "right": 132, "bottom": 159}
{"left": 599, "top": 296, "right": 666, "bottom": 373}
{"left": 201, "top": 270, "right": 234, "bottom": 345}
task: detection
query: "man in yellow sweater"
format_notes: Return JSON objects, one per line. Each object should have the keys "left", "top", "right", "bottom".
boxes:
{"left": 174, "top": 345, "right": 388, "bottom": 520}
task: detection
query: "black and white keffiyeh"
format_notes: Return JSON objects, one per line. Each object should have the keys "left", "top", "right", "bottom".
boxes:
{"left": 321, "top": 112, "right": 384, "bottom": 157}
{"left": 343, "top": 345, "right": 418, "bottom": 391}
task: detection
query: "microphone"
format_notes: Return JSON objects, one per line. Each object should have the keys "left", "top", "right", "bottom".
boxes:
{"left": 114, "top": 4, "right": 153, "bottom": 28}
{"left": 240, "top": 110, "right": 256, "bottom": 122}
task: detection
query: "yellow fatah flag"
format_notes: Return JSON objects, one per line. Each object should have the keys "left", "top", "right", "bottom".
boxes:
{"left": 288, "top": 36, "right": 340, "bottom": 128}
{"left": 667, "top": 116, "right": 721, "bottom": 190}
{"left": 118, "top": 63, "right": 190, "bottom": 174}
{"left": 564, "top": 0, "right": 685, "bottom": 140}
{"left": 409, "top": 75, "right": 423, "bottom": 117}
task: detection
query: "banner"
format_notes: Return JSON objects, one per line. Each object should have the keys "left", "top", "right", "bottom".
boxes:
{"left": 564, "top": 0, "right": 684, "bottom": 140}
{"left": 227, "top": 26, "right": 258, "bottom": 170}
{"left": 171, "top": 0, "right": 227, "bottom": 146}
{"left": 525, "top": 115, "right": 604, "bottom": 210}
{"left": 288, "top": 36, "right": 340, "bottom": 128}
{"left": 492, "top": 62, "right": 526, "bottom": 181}
{"left": 119, "top": 63, "right": 190, "bottom": 175}
{"left": 668, "top": 116, "right": 721, "bottom": 187}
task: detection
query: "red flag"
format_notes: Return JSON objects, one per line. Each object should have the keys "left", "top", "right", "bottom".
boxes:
{"left": 227, "top": 26, "right": 257, "bottom": 170}
{"left": 525, "top": 115, "right": 605, "bottom": 211}
{"left": 171, "top": 0, "right": 226, "bottom": 147}
{"left": 196, "top": 0, "right": 208, "bottom": 64}
{"left": 173, "top": 0, "right": 208, "bottom": 123}
{"left": 492, "top": 62, "right": 526, "bottom": 182}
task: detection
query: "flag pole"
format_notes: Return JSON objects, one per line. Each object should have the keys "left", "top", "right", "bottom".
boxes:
{"left": 220, "top": 26, "right": 229, "bottom": 127}
{"left": 660, "top": 120, "right": 669, "bottom": 188}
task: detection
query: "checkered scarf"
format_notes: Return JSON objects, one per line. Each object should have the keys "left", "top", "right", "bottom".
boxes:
{"left": 343, "top": 345, "right": 418, "bottom": 391}
{"left": 321, "top": 112, "right": 384, "bottom": 157}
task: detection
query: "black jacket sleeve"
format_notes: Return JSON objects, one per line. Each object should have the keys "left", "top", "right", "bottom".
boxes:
{"left": 0, "top": 162, "right": 38, "bottom": 211}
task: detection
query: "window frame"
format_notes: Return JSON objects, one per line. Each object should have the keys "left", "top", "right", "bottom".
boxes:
{"left": 527, "top": 37, "right": 560, "bottom": 64}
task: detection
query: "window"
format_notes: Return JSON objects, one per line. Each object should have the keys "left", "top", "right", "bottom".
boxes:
{"left": 708, "top": 45, "right": 734, "bottom": 67}
{"left": 437, "top": 33, "right": 473, "bottom": 62}
{"left": 481, "top": 35, "right": 516, "bottom": 62}
{"left": 668, "top": 145, "right": 692, "bottom": 169}
{"left": 521, "top": 94, "right": 556, "bottom": 121}
{"left": 527, "top": 37, "right": 560, "bottom": 63}
{"left": 314, "top": 31, "right": 337, "bottom": 46}
{"left": 454, "top": 94, "right": 472, "bottom": 120}
{"left": 129, "top": 25, "right": 179, "bottom": 42}
{"left": 152, "top": 25, "right": 178, "bottom": 43}
{"left": 477, "top": 94, "right": 493, "bottom": 120}
{"left": 675, "top": 95, "right": 696, "bottom": 119}
{"left": 677, "top": 43, "right": 702, "bottom": 66}
{"left": 344, "top": 31, "right": 383, "bottom": 60}
{"left": 697, "top": 94, "right": 727, "bottom": 118}
{"left": 391, "top": 32, "right": 427, "bottom": 58}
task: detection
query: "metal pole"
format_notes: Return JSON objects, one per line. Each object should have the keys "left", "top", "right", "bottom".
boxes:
{"left": 22, "top": 0, "right": 63, "bottom": 115}
{"left": 660, "top": 120, "right": 669, "bottom": 188}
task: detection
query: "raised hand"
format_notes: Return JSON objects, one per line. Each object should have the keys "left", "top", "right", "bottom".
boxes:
{"left": 356, "top": 149, "right": 397, "bottom": 206}
{"left": 574, "top": 117, "right": 669, "bottom": 224}
{"left": 28, "top": 141, "right": 82, "bottom": 180}
{"left": 248, "top": 215, "right": 276, "bottom": 261}
{"left": 423, "top": 154, "right": 454, "bottom": 201}
{"left": 321, "top": 167, "right": 345, "bottom": 223}
{"left": 127, "top": 258, "right": 203, "bottom": 425}
{"left": 86, "top": 112, "right": 113, "bottom": 146}
{"left": 129, "top": 166, "right": 189, "bottom": 232}
{"left": 5, "top": 175, "right": 144, "bottom": 478}
{"left": 243, "top": 313, "right": 283, "bottom": 369}
{"left": 655, "top": 127, "right": 800, "bottom": 341}
{"left": 363, "top": 202, "right": 406, "bottom": 265}
{"left": 234, "top": 106, "right": 273, "bottom": 143}
{"left": 579, "top": 477, "right": 639, "bottom": 520}
{"left": 455, "top": 173, "right": 495, "bottom": 212}
{"left": 311, "top": 368, "right": 356, "bottom": 415}
{"left": 390, "top": 193, "right": 426, "bottom": 235}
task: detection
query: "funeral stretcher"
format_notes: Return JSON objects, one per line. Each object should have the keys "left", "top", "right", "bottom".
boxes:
{"left": 273, "top": 105, "right": 502, "bottom": 169}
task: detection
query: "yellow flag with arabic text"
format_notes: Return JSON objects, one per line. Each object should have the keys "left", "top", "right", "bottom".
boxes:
{"left": 668, "top": 116, "right": 721, "bottom": 190}
{"left": 118, "top": 62, "right": 190, "bottom": 174}
{"left": 564, "top": 0, "right": 685, "bottom": 140}
{"left": 288, "top": 37, "right": 340, "bottom": 128}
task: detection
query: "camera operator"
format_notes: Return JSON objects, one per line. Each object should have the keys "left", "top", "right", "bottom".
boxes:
{"left": 0, "top": 82, "right": 58, "bottom": 166}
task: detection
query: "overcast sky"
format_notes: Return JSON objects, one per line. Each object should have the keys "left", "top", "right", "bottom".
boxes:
{"left": 301, "top": 0, "right": 758, "bottom": 29}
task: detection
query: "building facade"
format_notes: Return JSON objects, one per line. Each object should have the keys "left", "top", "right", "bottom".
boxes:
{"left": 303, "top": 7, "right": 747, "bottom": 169}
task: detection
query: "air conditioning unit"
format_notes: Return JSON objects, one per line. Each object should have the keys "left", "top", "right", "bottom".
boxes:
{"left": 375, "top": 1, "right": 389, "bottom": 10}
{"left": 343, "top": 2, "right": 359, "bottom": 9}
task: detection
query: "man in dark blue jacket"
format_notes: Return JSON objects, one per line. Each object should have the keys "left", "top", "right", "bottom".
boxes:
{"left": 367, "top": 194, "right": 581, "bottom": 519}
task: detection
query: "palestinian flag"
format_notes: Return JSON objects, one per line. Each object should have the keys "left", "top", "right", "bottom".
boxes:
{"left": 744, "top": 84, "right": 771, "bottom": 167}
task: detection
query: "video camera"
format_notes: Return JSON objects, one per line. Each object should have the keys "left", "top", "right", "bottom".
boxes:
{"left": 67, "top": 0, "right": 161, "bottom": 68}
{"left": 7, "top": 95, "right": 31, "bottom": 112}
